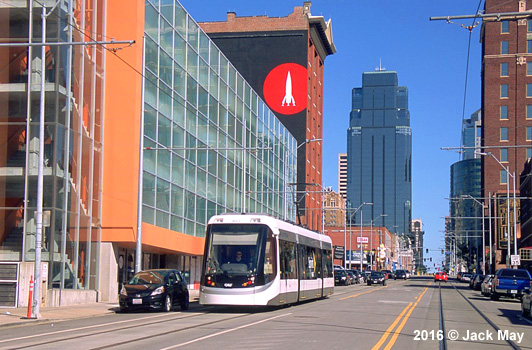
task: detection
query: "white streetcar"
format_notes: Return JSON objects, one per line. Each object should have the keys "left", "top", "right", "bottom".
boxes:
{"left": 199, "top": 214, "right": 334, "bottom": 306}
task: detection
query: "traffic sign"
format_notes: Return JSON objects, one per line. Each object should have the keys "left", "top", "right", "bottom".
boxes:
{"left": 511, "top": 254, "right": 520, "bottom": 266}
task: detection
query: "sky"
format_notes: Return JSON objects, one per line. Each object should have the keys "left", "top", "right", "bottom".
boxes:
{"left": 179, "top": 0, "right": 484, "bottom": 271}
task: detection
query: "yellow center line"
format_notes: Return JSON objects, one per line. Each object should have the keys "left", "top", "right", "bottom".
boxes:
{"left": 371, "top": 302, "right": 413, "bottom": 350}
{"left": 340, "top": 285, "right": 387, "bottom": 300}
{"left": 371, "top": 282, "right": 432, "bottom": 350}
{"left": 383, "top": 286, "right": 430, "bottom": 350}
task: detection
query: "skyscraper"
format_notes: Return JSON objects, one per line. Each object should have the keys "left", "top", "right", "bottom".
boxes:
{"left": 338, "top": 153, "right": 347, "bottom": 200}
{"left": 346, "top": 70, "right": 412, "bottom": 238}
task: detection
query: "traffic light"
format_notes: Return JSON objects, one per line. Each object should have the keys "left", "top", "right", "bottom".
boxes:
{"left": 430, "top": 257, "right": 432, "bottom": 262}
{"left": 426, "top": 248, "right": 429, "bottom": 253}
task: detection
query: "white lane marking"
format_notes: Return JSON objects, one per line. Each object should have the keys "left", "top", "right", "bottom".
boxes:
{"left": 378, "top": 300, "right": 410, "bottom": 304}
{"left": 159, "top": 313, "right": 292, "bottom": 350}
{"left": 0, "top": 312, "right": 186, "bottom": 344}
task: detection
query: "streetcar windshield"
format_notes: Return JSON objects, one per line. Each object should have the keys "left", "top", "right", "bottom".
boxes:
{"left": 203, "top": 223, "right": 277, "bottom": 288}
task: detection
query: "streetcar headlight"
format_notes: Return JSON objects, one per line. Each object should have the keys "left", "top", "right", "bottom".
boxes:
{"left": 151, "top": 286, "right": 165, "bottom": 296}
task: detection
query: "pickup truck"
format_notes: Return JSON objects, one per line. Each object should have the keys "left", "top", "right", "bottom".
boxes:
{"left": 491, "top": 268, "right": 531, "bottom": 300}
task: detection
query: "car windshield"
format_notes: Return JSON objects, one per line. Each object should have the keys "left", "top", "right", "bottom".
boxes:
{"left": 499, "top": 269, "right": 530, "bottom": 279}
{"left": 370, "top": 272, "right": 382, "bottom": 277}
{"left": 128, "top": 270, "right": 168, "bottom": 285}
{"left": 335, "top": 270, "right": 346, "bottom": 276}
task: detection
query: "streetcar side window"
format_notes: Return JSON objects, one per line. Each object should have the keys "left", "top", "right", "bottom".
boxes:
{"left": 263, "top": 232, "right": 277, "bottom": 283}
{"left": 306, "top": 246, "right": 317, "bottom": 280}
{"left": 280, "top": 240, "right": 297, "bottom": 279}
{"left": 316, "top": 249, "right": 322, "bottom": 279}
{"left": 323, "top": 250, "right": 333, "bottom": 278}
{"left": 299, "top": 245, "right": 307, "bottom": 280}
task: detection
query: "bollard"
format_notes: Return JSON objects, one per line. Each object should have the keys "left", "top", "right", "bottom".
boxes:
{"left": 27, "top": 275, "right": 34, "bottom": 319}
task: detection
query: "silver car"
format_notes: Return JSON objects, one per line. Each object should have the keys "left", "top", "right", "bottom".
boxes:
{"left": 481, "top": 275, "right": 494, "bottom": 297}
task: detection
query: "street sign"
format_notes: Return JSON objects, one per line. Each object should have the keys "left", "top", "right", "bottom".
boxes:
{"left": 357, "top": 237, "right": 368, "bottom": 244}
{"left": 334, "top": 246, "right": 345, "bottom": 260}
{"left": 511, "top": 254, "right": 520, "bottom": 266}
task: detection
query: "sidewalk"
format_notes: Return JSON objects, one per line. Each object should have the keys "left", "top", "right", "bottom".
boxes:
{"left": 0, "top": 289, "right": 199, "bottom": 328}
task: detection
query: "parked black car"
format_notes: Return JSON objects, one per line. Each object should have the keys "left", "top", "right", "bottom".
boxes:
{"left": 367, "top": 271, "right": 386, "bottom": 286}
{"left": 119, "top": 269, "right": 189, "bottom": 312}
{"left": 334, "top": 269, "right": 350, "bottom": 286}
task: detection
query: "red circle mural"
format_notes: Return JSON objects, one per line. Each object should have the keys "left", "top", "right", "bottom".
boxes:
{"left": 263, "top": 63, "right": 307, "bottom": 115}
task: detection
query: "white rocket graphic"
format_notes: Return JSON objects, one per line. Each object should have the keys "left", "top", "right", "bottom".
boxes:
{"left": 281, "top": 71, "right": 296, "bottom": 107}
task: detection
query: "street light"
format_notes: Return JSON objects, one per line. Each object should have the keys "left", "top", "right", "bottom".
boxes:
{"left": 461, "top": 195, "right": 486, "bottom": 274}
{"left": 370, "top": 214, "right": 387, "bottom": 270}
{"left": 475, "top": 151, "right": 516, "bottom": 267}
{"left": 346, "top": 202, "right": 373, "bottom": 270}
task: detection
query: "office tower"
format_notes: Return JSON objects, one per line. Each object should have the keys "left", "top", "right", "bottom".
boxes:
{"left": 449, "top": 110, "right": 482, "bottom": 273}
{"left": 198, "top": 2, "right": 336, "bottom": 231}
{"left": 411, "top": 219, "right": 424, "bottom": 273}
{"left": 346, "top": 70, "right": 412, "bottom": 239}
{"left": 338, "top": 153, "right": 347, "bottom": 199}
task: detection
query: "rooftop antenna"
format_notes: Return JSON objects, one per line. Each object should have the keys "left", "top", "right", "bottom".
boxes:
{"left": 376, "top": 58, "right": 385, "bottom": 71}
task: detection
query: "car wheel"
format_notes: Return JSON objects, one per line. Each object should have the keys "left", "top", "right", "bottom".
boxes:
{"left": 383, "top": 281, "right": 386, "bottom": 286}
{"left": 180, "top": 294, "right": 189, "bottom": 311}
{"left": 164, "top": 295, "right": 172, "bottom": 312}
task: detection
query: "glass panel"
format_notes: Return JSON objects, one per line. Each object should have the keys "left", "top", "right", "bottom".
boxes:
{"left": 500, "top": 127, "right": 508, "bottom": 141}
{"left": 210, "top": 43, "right": 219, "bottom": 73}
{"left": 158, "top": 114, "right": 171, "bottom": 147}
{"left": 528, "top": 84, "right": 532, "bottom": 97}
{"left": 501, "top": 41, "right": 509, "bottom": 54}
{"left": 500, "top": 105, "right": 508, "bottom": 119}
{"left": 158, "top": 149, "right": 171, "bottom": 180}
{"left": 187, "top": 16, "right": 199, "bottom": 50}
{"left": 528, "top": 62, "right": 532, "bottom": 76}
{"left": 528, "top": 126, "right": 532, "bottom": 141}
{"left": 145, "top": 70, "right": 157, "bottom": 107}
{"left": 159, "top": 83, "right": 172, "bottom": 117}
{"left": 145, "top": 3, "right": 158, "bottom": 41}
{"left": 156, "top": 210, "right": 169, "bottom": 229}
{"left": 143, "top": 205, "right": 155, "bottom": 225}
{"left": 199, "top": 31, "right": 209, "bottom": 62}
{"left": 501, "top": 20, "right": 509, "bottom": 33}
{"left": 528, "top": 105, "right": 532, "bottom": 119}
{"left": 187, "top": 75, "right": 197, "bottom": 106}
{"left": 160, "top": 0, "right": 173, "bottom": 24}
{"left": 143, "top": 172, "right": 156, "bottom": 206}
{"left": 171, "top": 185, "right": 184, "bottom": 216}
{"left": 500, "top": 148, "right": 508, "bottom": 162}
{"left": 159, "top": 50, "right": 172, "bottom": 87}
{"left": 143, "top": 138, "right": 156, "bottom": 173}
{"left": 156, "top": 178, "right": 170, "bottom": 211}
{"left": 174, "top": 63, "right": 186, "bottom": 97}
{"left": 144, "top": 104, "right": 157, "bottom": 140}
{"left": 500, "top": 62, "right": 508, "bottom": 76}
{"left": 175, "top": 2, "right": 186, "bottom": 38}
{"left": 500, "top": 84, "right": 508, "bottom": 98}
{"left": 172, "top": 154, "right": 184, "bottom": 184}
{"left": 145, "top": 37, "right": 158, "bottom": 74}
{"left": 160, "top": 18, "right": 173, "bottom": 54}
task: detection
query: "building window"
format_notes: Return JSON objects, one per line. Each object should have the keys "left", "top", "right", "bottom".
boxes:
{"left": 501, "top": 84, "right": 508, "bottom": 98}
{"left": 528, "top": 62, "right": 532, "bottom": 76}
{"left": 529, "top": 19, "right": 532, "bottom": 32}
{"left": 501, "top": 41, "right": 509, "bottom": 54}
{"left": 528, "top": 105, "right": 532, "bottom": 119}
{"left": 529, "top": 40, "right": 532, "bottom": 54}
{"left": 500, "top": 148, "right": 508, "bottom": 162}
{"left": 500, "top": 127, "right": 508, "bottom": 141}
{"left": 528, "top": 126, "right": 532, "bottom": 141}
{"left": 500, "top": 105, "right": 508, "bottom": 119}
{"left": 500, "top": 170, "right": 508, "bottom": 184}
{"left": 527, "top": 148, "right": 532, "bottom": 159}
{"left": 528, "top": 84, "right": 532, "bottom": 98}
{"left": 501, "top": 62, "right": 509, "bottom": 76}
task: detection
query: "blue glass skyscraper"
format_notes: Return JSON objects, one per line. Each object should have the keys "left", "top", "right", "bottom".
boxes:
{"left": 346, "top": 70, "right": 412, "bottom": 238}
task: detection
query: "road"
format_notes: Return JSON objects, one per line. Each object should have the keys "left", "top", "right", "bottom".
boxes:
{"left": 0, "top": 277, "right": 531, "bottom": 350}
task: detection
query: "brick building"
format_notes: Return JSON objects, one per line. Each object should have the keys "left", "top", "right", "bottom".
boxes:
{"left": 482, "top": 0, "right": 531, "bottom": 268}
{"left": 198, "top": 2, "right": 336, "bottom": 232}
{"left": 323, "top": 188, "right": 345, "bottom": 227}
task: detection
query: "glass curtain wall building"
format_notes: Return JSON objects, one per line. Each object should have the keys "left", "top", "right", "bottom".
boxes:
{"left": 0, "top": 0, "right": 105, "bottom": 306}
{"left": 346, "top": 70, "right": 412, "bottom": 239}
{"left": 142, "top": 0, "right": 297, "bottom": 236}
{"left": 0, "top": 0, "right": 296, "bottom": 307}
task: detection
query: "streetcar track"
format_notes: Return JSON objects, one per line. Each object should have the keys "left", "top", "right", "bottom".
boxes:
{"left": 438, "top": 282, "right": 447, "bottom": 350}
{"left": 3, "top": 311, "right": 214, "bottom": 350}
{"left": 450, "top": 283, "right": 521, "bottom": 350}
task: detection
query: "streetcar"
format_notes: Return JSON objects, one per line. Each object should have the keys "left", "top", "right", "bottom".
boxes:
{"left": 199, "top": 213, "right": 334, "bottom": 306}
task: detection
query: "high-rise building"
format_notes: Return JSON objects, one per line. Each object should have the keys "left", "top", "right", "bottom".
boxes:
{"left": 198, "top": 2, "right": 336, "bottom": 232}
{"left": 410, "top": 219, "right": 424, "bottom": 273}
{"left": 338, "top": 153, "right": 347, "bottom": 199}
{"left": 462, "top": 109, "right": 482, "bottom": 160}
{"left": 346, "top": 70, "right": 412, "bottom": 239}
{"left": 0, "top": 0, "right": 296, "bottom": 307}
{"left": 481, "top": 0, "right": 531, "bottom": 268}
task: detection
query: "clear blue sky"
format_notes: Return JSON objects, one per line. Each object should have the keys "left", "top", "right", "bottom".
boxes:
{"left": 179, "top": 0, "right": 484, "bottom": 271}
